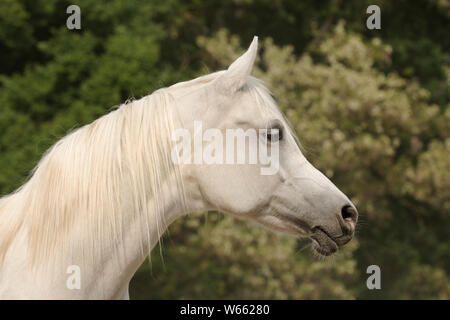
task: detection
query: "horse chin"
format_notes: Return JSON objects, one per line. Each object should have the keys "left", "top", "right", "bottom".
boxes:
{"left": 310, "top": 228, "right": 339, "bottom": 256}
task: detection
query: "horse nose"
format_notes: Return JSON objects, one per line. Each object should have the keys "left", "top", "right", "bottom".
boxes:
{"left": 340, "top": 204, "right": 358, "bottom": 235}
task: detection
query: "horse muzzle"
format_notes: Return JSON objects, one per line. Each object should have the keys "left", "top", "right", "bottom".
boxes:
{"left": 310, "top": 205, "right": 358, "bottom": 256}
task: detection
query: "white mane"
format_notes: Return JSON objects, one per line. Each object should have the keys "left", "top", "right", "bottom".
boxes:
{"left": 0, "top": 89, "right": 186, "bottom": 270}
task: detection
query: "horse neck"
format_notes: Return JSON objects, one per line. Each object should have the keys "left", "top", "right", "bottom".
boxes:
{"left": 1, "top": 93, "right": 188, "bottom": 298}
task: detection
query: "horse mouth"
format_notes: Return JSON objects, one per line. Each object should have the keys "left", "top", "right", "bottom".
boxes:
{"left": 310, "top": 227, "right": 339, "bottom": 256}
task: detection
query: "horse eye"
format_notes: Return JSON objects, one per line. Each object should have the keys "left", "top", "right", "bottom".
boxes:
{"left": 267, "top": 124, "right": 283, "bottom": 143}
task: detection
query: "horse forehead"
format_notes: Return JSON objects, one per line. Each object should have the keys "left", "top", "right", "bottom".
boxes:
{"left": 225, "top": 101, "right": 269, "bottom": 125}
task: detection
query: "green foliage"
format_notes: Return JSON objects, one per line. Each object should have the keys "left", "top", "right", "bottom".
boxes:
{"left": 0, "top": 0, "right": 448, "bottom": 299}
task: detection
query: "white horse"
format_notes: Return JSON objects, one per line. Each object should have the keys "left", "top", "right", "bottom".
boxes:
{"left": 0, "top": 37, "right": 357, "bottom": 299}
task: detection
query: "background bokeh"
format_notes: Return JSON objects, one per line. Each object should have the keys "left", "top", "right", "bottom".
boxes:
{"left": 0, "top": 0, "right": 448, "bottom": 299}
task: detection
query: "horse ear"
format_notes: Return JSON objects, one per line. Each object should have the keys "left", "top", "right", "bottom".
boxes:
{"left": 214, "top": 36, "right": 258, "bottom": 95}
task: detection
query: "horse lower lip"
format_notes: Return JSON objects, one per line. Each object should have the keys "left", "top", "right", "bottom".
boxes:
{"left": 312, "top": 243, "right": 337, "bottom": 256}
{"left": 310, "top": 227, "right": 339, "bottom": 255}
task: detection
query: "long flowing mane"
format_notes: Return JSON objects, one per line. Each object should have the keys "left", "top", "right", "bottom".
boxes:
{"left": 0, "top": 89, "right": 186, "bottom": 270}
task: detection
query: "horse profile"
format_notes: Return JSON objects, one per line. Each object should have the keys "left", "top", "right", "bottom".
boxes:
{"left": 0, "top": 37, "right": 358, "bottom": 299}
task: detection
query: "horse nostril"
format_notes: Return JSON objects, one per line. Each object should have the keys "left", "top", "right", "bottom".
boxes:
{"left": 341, "top": 205, "right": 358, "bottom": 223}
